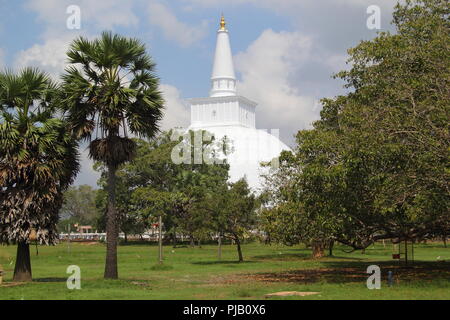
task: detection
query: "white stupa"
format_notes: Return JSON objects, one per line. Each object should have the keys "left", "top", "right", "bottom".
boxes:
{"left": 188, "top": 16, "right": 291, "bottom": 191}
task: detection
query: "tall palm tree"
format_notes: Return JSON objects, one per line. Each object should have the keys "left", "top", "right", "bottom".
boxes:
{"left": 0, "top": 68, "right": 79, "bottom": 282}
{"left": 61, "top": 32, "right": 164, "bottom": 279}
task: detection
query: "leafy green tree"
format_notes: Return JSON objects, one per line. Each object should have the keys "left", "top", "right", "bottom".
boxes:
{"left": 94, "top": 130, "right": 230, "bottom": 252}
{"left": 127, "top": 131, "right": 230, "bottom": 247}
{"left": 95, "top": 166, "right": 148, "bottom": 241}
{"left": 261, "top": 0, "right": 449, "bottom": 255}
{"left": 0, "top": 68, "right": 79, "bottom": 281}
{"left": 260, "top": 145, "right": 340, "bottom": 258}
{"left": 218, "top": 179, "right": 257, "bottom": 262}
{"left": 60, "top": 32, "right": 164, "bottom": 279}
{"left": 332, "top": 0, "right": 449, "bottom": 247}
{"left": 59, "top": 185, "right": 99, "bottom": 228}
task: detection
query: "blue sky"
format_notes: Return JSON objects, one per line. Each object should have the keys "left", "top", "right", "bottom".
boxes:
{"left": 0, "top": 0, "right": 399, "bottom": 187}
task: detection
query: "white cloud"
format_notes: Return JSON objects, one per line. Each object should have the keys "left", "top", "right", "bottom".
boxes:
{"left": 235, "top": 29, "right": 320, "bottom": 142}
{"left": 182, "top": 0, "right": 397, "bottom": 46}
{"left": 160, "top": 84, "right": 190, "bottom": 131}
{"left": 14, "top": 36, "right": 73, "bottom": 80}
{"left": 147, "top": 1, "right": 208, "bottom": 47}
{"left": 25, "top": 0, "right": 139, "bottom": 38}
{"left": 183, "top": 0, "right": 395, "bottom": 11}
{"left": 81, "top": 1, "right": 139, "bottom": 30}
{"left": 17, "top": 0, "right": 142, "bottom": 78}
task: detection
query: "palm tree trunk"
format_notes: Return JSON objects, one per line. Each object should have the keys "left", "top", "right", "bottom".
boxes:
{"left": 104, "top": 164, "right": 118, "bottom": 279}
{"left": 13, "top": 242, "right": 32, "bottom": 282}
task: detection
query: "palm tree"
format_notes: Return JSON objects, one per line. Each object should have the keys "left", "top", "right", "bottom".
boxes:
{"left": 0, "top": 68, "right": 79, "bottom": 282}
{"left": 60, "top": 32, "right": 164, "bottom": 279}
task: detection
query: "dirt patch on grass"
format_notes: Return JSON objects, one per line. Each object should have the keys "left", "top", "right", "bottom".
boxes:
{"left": 158, "top": 261, "right": 450, "bottom": 289}
{"left": 130, "top": 281, "right": 151, "bottom": 287}
{"left": 78, "top": 242, "right": 99, "bottom": 246}
{"left": 243, "top": 263, "right": 450, "bottom": 284}
{"left": 265, "top": 291, "right": 320, "bottom": 297}
{"left": 0, "top": 282, "right": 27, "bottom": 288}
{"left": 243, "top": 268, "right": 364, "bottom": 284}
{"left": 202, "top": 275, "right": 251, "bottom": 286}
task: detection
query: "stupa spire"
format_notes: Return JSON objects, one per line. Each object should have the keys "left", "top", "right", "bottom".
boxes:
{"left": 220, "top": 14, "right": 226, "bottom": 31}
{"left": 210, "top": 14, "right": 237, "bottom": 97}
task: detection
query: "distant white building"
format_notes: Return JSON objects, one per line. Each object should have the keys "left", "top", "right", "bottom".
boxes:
{"left": 188, "top": 16, "right": 291, "bottom": 192}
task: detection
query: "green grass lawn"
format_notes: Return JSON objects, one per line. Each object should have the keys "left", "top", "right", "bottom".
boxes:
{"left": 0, "top": 241, "right": 448, "bottom": 300}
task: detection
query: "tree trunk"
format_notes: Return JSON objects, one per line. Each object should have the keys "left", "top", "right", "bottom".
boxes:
{"left": 312, "top": 241, "right": 325, "bottom": 259}
{"left": 189, "top": 235, "right": 195, "bottom": 247}
{"left": 172, "top": 233, "right": 177, "bottom": 248}
{"left": 328, "top": 240, "right": 334, "bottom": 256}
{"left": 218, "top": 233, "right": 222, "bottom": 260}
{"left": 13, "top": 242, "right": 32, "bottom": 282}
{"left": 104, "top": 164, "right": 118, "bottom": 279}
{"left": 158, "top": 215, "right": 163, "bottom": 264}
{"left": 265, "top": 233, "right": 271, "bottom": 245}
{"left": 124, "top": 232, "right": 128, "bottom": 243}
{"left": 443, "top": 235, "right": 447, "bottom": 248}
{"left": 235, "top": 236, "right": 243, "bottom": 262}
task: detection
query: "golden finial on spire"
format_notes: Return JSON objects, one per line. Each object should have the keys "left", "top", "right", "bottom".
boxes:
{"left": 220, "top": 14, "right": 226, "bottom": 31}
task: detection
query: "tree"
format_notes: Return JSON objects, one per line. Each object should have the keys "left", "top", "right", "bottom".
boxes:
{"left": 60, "top": 32, "right": 164, "bottom": 279}
{"left": 123, "top": 131, "right": 229, "bottom": 248}
{"left": 261, "top": 0, "right": 449, "bottom": 254}
{"left": 93, "top": 129, "right": 231, "bottom": 258}
{"left": 260, "top": 133, "right": 344, "bottom": 258}
{"left": 95, "top": 165, "right": 148, "bottom": 241}
{"left": 332, "top": 0, "right": 449, "bottom": 247}
{"left": 59, "top": 185, "right": 99, "bottom": 228}
{"left": 0, "top": 68, "right": 79, "bottom": 281}
{"left": 218, "top": 179, "right": 257, "bottom": 262}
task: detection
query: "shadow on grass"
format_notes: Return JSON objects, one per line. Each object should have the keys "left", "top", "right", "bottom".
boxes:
{"left": 252, "top": 252, "right": 367, "bottom": 262}
{"left": 119, "top": 241, "right": 158, "bottom": 246}
{"left": 324, "top": 255, "right": 367, "bottom": 261}
{"left": 252, "top": 253, "right": 310, "bottom": 260}
{"left": 118, "top": 241, "right": 221, "bottom": 247}
{"left": 34, "top": 277, "right": 67, "bottom": 283}
{"left": 245, "top": 260, "right": 450, "bottom": 285}
{"left": 149, "top": 264, "right": 173, "bottom": 271}
{"left": 192, "top": 260, "right": 257, "bottom": 266}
